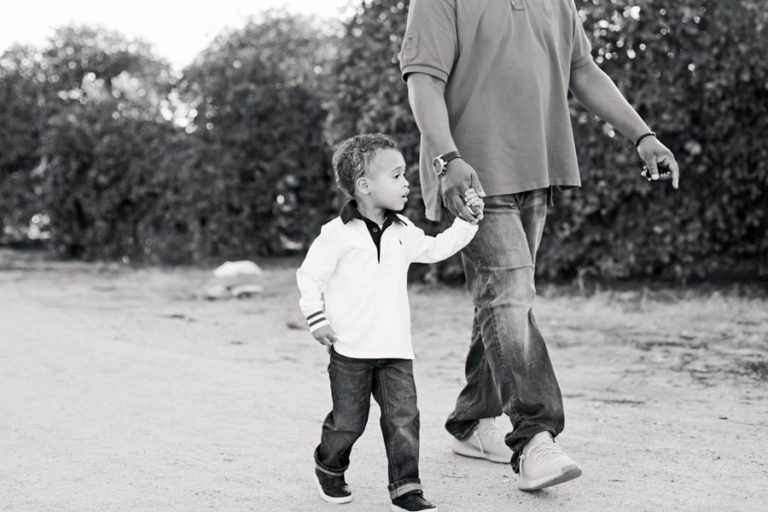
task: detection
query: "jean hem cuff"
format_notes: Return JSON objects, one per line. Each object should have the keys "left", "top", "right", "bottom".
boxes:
{"left": 388, "top": 480, "right": 422, "bottom": 499}
{"left": 314, "top": 447, "right": 347, "bottom": 477}
{"left": 315, "top": 463, "right": 345, "bottom": 477}
{"left": 446, "top": 418, "right": 480, "bottom": 441}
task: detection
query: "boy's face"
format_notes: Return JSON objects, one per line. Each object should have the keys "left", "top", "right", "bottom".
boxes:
{"left": 359, "top": 149, "right": 410, "bottom": 211}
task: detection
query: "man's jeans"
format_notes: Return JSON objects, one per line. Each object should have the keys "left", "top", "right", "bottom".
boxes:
{"left": 315, "top": 348, "right": 422, "bottom": 499}
{"left": 445, "top": 188, "right": 565, "bottom": 472}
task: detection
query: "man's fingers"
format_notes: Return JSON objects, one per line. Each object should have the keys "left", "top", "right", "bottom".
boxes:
{"left": 660, "top": 154, "right": 680, "bottom": 189}
{"left": 443, "top": 187, "right": 464, "bottom": 214}
{"left": 645, "top": 157, "right": 660, "bottom": 180}
{"left": 470, "top": 172, "right": 486, "bottom": 197}
{"left": 451, "top": 194, "right": 477, "bottom": 224}
{"left": 451, "top": 194, "right": 474, "bottom": 221}
{"left": 639, "top": 138, "right": 680, "bottom": 188}
{"left": 671, "top": 160, "right": 680, "bottom": 189}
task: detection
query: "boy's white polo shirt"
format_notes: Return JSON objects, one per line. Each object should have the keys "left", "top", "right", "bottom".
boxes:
{"left": 297, "top": 204, "right": 477, "bottom": 360}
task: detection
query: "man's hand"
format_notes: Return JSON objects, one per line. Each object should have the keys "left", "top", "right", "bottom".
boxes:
{"left": 441, "top": 159, "right": 486, "bottom": 223}
{"left": 637, "top": 136, "right": 680, "bottom": 189}
{"left": 312, "top": 325, "right": 337, "bottom": 347}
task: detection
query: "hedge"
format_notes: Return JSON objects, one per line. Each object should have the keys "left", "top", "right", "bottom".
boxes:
{"left": 1, "top": 2, "right": 766, "bottom": 279}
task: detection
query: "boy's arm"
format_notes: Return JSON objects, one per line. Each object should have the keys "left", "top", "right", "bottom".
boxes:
{"left": 405, "top": 217, "right": 478, "bottom": 264}
{"left": 296, "top": 226, "right": 339, "bottom": 333}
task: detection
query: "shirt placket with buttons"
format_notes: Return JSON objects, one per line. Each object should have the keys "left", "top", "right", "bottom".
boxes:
{"left": 361, "top": 216, "right": 394, "bottom": 263}
{"left": 339, "top": 201, "right": 403, "bottom": 263}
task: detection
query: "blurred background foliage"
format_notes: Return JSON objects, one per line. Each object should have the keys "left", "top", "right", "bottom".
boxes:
{"left": 1, "top": 0, "right": 766, "bottom": 281}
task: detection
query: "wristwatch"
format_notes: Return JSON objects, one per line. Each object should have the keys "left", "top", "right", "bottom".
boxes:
{"left": 432, "top": 151, "right": 462, "bottom": 177}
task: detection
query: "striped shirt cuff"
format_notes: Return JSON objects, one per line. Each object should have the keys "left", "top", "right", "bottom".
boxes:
{"left": 306, "top": 311, "right": 330, "bottom": 332}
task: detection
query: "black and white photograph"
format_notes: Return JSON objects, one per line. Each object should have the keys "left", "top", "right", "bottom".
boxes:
{"left": 1, "top": 0, "right": 766, "bottom": 511}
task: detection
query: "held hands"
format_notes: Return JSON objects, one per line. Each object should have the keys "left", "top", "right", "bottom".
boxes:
{"left": 637, "top": 136, "right": 680, "bottom": 189}
{"left": 441, "top": 158, "right": 486, "bottom": 224}
{"left": 464, "top": 188, "right": 484, "bottom": 223}
{"left": 312, "top": 324, "right": 338, "bottom": 347}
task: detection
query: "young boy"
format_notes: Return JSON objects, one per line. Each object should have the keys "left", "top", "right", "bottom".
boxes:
{"left": 296, "top": 134, "right": 484, "bottom": 512}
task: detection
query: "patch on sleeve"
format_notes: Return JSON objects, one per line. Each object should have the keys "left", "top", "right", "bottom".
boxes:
{"left": 401, "top": 32, "right": 419, "bottom": 63}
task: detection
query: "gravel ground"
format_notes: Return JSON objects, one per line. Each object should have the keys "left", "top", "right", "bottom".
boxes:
{"left": 1, "top": 250, "right": 766, "bottom": 512}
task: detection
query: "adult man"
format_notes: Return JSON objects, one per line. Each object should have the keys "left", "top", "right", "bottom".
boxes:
{"left": 400, "top": 0, "right": 680, "bottom": 491}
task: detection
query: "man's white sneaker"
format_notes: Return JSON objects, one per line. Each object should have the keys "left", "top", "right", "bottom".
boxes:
{"left": 517, "top": 432, "right": 581, "bottom": 491}
{"left": 451, "top": 417, "right": 512, "bottom": 464}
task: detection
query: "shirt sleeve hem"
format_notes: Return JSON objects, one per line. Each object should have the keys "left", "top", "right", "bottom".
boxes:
{"left": 452, "top": 216, "right": 479, "bottom": 232}
{"left": 308, "top": 318, "right": 330, "bottom": 333}
{"left": 570, "top": 55, "right": 593, "bottom": 72}
{"left": 401, "top": 64, "right": 449, "bottom": 83}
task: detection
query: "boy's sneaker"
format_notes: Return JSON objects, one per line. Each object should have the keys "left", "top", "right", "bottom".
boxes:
{"left": 390, "top": 491, "right": 437, "bottom": 512}
{"left": 314, "top": 468, "right": 353, "bottom": 504}
{"left": 517, "top": 432, "right": 582, "bottom": 491}
{"left": 451, "top": 417, "right": 512, "bottom": 464}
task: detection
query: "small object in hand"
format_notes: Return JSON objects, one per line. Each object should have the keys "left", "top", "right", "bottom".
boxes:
{"left": 640, "top": 163, "right": 672, "bottom": 181}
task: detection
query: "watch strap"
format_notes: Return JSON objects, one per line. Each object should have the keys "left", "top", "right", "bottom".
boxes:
{"left": 440, "top": 151, "right": 462, "bottom": 165}
{"left": 433, "top": 151, "right": 462, "bottom": 177}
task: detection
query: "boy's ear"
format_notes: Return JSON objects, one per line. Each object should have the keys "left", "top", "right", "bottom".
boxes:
{"left": 355, "top": 176, "right": 370, "bottom": 195}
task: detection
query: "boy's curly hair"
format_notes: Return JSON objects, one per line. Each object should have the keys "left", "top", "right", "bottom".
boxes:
{"left": 332, "top": 134, "right": 398, "bottom": 197}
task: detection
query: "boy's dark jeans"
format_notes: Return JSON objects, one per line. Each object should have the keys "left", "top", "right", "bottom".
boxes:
{"left": 445, "top": 189, "right": 565, "bottom": 472}
{"left": 315, "top": 349, "right": 422, "bottom": 500}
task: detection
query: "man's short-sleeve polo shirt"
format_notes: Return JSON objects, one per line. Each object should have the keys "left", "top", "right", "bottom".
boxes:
{"left": 400, "top": 0, "right": 593, "bottom": 220}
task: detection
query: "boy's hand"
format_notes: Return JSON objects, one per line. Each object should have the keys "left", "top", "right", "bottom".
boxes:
{"left": 464, "top": 188, "right": 484, "bottom": 223}
{"left": 312, "top": 325, "right": 338, "bottom": 347}
{"left": 441, "top": 158, "right": 485, "bottom": 224}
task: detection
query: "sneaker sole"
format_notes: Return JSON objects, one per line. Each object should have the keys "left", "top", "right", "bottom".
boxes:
{"left": 314, "top": 474, "right": 353, "bottom": 504}
{"left": 518, "top": 464, "right": 582, "bottom": 492}
{"left": 452, "top": 440, "right": 511, "bottom": 464}
{"left": 390, "top": 504, "right": 438, "bottom": 512}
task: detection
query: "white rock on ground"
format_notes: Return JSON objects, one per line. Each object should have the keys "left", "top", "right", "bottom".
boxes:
{"left": 201, "top": 260, "right": 265, "bottom": 300}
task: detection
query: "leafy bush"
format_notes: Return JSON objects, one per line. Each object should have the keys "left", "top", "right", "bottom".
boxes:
{"left": 2, "top": 3, "right": 766, "bottom": 279}
{"left": 178, "top": 12, "right": 337, "bottom": 257}
{"left": 1, "top": 26, "right": 176, "bottom": 251}
{"left": 0, "top": 45, "right": 48, "bottom": 240}
{"left": 539, "top": 0, "right": 768, "bottom": 280}
{"left": 41, "top": 101, "right": 194, "bottom": 261}
{"left": 2, "top": 16, "right": 337, "bottom": 262}
{"left": 328, "top": 0, "right": 768, "bottom": 281}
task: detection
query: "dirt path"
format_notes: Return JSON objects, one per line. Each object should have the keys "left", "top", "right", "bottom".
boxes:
{"left": 1, "top": 250, "right": 766, "bottom": 511}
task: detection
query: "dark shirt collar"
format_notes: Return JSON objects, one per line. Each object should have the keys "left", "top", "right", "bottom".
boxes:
{"left": 340, "top": 200, "right": 405, "bottom": 226}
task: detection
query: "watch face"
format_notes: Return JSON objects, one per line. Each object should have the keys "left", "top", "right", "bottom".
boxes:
{"left": 432, "top": 156, "right": 444, "bottom": 175}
